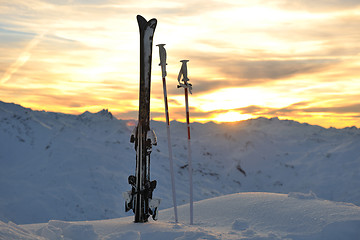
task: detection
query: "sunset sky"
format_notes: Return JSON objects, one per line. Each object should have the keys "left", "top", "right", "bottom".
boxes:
{"left": 1, "top": 0, "right": 360, "bottom": 128}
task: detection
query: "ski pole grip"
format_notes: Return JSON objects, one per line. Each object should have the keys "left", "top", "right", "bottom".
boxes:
{"left": 177, "top": 60, "right": 192, "bottom": 94}
{"left": 156, "top": 44, "right": 167, "bottom": 78}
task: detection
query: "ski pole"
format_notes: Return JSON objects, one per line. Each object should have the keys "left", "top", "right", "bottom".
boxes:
{"left": 157, "top": 44, "right": 178, "bottom": 223}
{"left": 177, "top": 60, "right": 193, "bottom": 225}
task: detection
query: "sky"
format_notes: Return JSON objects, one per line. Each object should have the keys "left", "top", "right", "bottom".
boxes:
{"left": 1, "top": 0, "right": 360, "bottom": 128}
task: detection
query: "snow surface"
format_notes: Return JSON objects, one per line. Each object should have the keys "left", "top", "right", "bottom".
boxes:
{"left": 2, "top": 193, "right": 360, "bottom": 239}
{"left": 1, "top": 101, "right": 360, "bottom": 239}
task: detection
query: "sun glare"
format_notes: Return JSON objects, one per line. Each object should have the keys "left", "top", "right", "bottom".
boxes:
{"left": 213, "top": 111, "right": 254, "bottom": 123}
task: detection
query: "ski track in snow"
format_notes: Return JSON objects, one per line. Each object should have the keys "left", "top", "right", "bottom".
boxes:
{"left": 1, "top": 101, "right": 360, "bottom": 239}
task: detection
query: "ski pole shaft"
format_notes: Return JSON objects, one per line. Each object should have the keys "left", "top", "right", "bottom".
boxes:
{"left": 157, "top": 44, "right": 178, "bottom": 223}
{"left": 163, "top": 76, "right": 178, "bottom": 223}
{"left": 185, "top": 88, "right": 191, "bottom": 140}
{"left": 184, "top": 87, "right": 194, "bottom": 225}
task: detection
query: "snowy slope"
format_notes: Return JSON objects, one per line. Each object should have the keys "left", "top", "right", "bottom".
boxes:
{"left": 1, "top": 192, "right": 360, "bottom": 240}
{"left": 1, "top": 101, "right": 360, "bottom": 225}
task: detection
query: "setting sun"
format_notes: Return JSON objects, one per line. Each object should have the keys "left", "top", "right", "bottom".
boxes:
{"left": 212, "top": 111, "right": 254, "bottom": 123}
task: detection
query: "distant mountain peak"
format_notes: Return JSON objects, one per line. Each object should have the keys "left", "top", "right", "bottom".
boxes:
{"left": 96, "top": 109, "right": 113, "bottom": 119}
{"left": 79, "top": 109, "right": 114, "bottom": 121}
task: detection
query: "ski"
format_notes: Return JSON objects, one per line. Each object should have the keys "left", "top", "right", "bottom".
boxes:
{"left": 124, "top": 15, "right": 159, "bottom": 223}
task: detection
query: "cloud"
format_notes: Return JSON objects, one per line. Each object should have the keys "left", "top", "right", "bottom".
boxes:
{"left": 268, "top": 15, "right": 360, "bottom": 59}
{"left": 0, "top": 28, "right": 36, "bottom": 45}
{"left": 0, "top": 79, "right": 139, "bottom": 116}
{"left": 1, "top": 31, "right": 46, "bottom": 84}
{"left": 149, "top": 0, "right": 237, "bottom": 18}
{"left": 303, "top": 104, "right": 360, "bottom": 114}
{"left": 163, "top": 53, "right": 341, "bottom": 95}
{"left": 234, "top": 105, "right": 271, "bottom": 114}
{"left": 219, "top": 59, "right": 338, "bottom": 80}
{"left": 275, "top": 0, "right": 360, "bottom": 12}
{"left": 236, "top": 102, "right": 360, "bottom": 116}
{"left": 115, "top": 110, "right": 138, "bottom": 120}
{"left": 46, "top": 0, "right": 110, "bottom": 5}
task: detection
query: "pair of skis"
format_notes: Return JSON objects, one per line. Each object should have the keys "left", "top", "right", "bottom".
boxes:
{"left": 123, "top": 15, "right": 159, "bottom": 223}
{"left": 124, "top": 15, "right": 193, "bottom": 224}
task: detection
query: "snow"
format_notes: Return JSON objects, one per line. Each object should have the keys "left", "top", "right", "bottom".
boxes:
{"left": 1, "top": 101, "right": 360, "bottom": 239}
{"left": 2, "top": 193, "right": 360, "bottom": 239}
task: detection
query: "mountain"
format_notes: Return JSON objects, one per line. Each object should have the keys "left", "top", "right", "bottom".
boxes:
{"left": 1, "top": 101, "right": 360, "bottom": 225}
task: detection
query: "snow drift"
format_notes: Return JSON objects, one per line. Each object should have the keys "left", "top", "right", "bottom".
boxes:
{"left": 1, "top": 192, "right": 360, "bottom": 240}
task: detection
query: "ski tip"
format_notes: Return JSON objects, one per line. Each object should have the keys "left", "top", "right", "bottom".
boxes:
{"left": 136, "top": 15, "right": 157, "bottom": 22}
{"left": 136, "top": 15, "right": 146, "bottom": 21}
{"left": 136, "top": 15, "right": 157, "bottom": 32}
{"left": 136, "top": 15, "right": 147, "bottom": 32}
{"left": 156, "top": 43, "right": 166, "bottom": 47}
{"left": 180, "top": 60, "right": 189, "bottom": 63}
{"left": 149, "top": 18, "right": 157, "bottom": 28}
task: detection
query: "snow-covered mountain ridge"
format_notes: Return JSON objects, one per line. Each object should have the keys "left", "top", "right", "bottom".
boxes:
{"left": 1, "top": 101, "right": 359, "bottom": 225}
